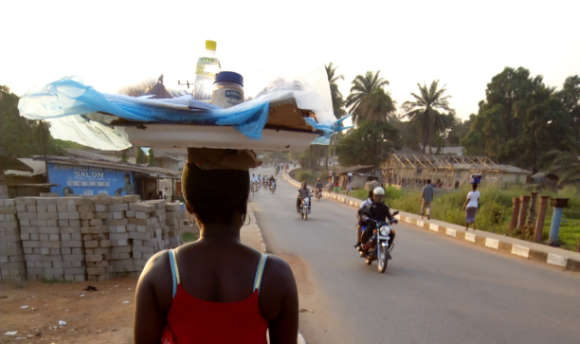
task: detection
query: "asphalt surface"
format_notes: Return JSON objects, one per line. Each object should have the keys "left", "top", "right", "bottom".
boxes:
{"left": 252, "top": 171, "right": 580, "bottom": 344}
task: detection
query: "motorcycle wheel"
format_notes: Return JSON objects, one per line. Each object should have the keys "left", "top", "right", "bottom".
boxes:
{"left": 303, "top": 208, "right": 308, "bottom": 221}
{"left": 378, "top": 242, "right": 388, "bottom": 273}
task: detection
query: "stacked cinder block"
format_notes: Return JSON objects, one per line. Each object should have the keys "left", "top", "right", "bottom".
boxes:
{"left": 3, "top": 194, "right": 191, "bottom": 282}
{"left": 127, "top": 201, "right": 157, "bottom": 272}
{"left": 108, "top": 196, "right": 139, "bottom": 277}
{"left": 149, "top": 200, "right": 170, "bottom": 251}
{"left": 18, "top": 198, "right": 64, "bottom": 280}
{"left": 83, "top": 196, "right": 112, "bottom": 281}
{"left": 57, "top": 197, "right": 85, "bottom": 282}
{"left": 165, "top": 202, "right": 184, "bottom": 248}
{"left": 0, "top": 199, "right": 26, "bottom": 280}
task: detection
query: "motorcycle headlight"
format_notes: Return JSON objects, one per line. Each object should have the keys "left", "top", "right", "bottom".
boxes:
{"left": 380, "top": 225, "right": 390, "bottom": 236}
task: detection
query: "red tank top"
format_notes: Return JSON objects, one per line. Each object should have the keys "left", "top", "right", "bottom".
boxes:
{"left": 161, "top": 250, "right": 268, "bottom": 344}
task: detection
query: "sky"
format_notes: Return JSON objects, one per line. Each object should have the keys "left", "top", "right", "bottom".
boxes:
{"left": 1, "top": 0, "right": 579, "bottom": 120}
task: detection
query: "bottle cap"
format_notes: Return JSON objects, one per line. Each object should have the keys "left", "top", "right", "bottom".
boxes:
{"left": 205, "top": 40, "right": 217, "bottom": 51}
{"left": 215, "top": 71, "right": 243, "bottom": 86}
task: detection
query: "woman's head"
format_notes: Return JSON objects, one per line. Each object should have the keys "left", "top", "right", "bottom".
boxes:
{"left": 182, "top": 162, "right": 249, "bottom": 226}
{"left": 182, "top": 148, "right": 260, "bottom": 227}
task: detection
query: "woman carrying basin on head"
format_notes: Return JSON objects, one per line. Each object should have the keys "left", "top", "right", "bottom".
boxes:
{"left": 134, "top": 148, "right": 298, "bottom": 344}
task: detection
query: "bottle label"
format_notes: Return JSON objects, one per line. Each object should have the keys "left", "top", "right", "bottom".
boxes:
{"left": 196, "top": 57, "right": 220, "bottom": 74}
{"left": 225, "top": 90, "right": 242, "bottom": 101}
{"left": 212, "top": 88, "right": 244, "bottom": 108}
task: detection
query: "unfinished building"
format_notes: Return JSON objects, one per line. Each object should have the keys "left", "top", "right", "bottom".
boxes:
{"left": 381, "top": 153, "right": 530, "bottom": 188}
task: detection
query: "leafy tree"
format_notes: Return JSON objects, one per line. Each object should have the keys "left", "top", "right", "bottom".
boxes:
{"left": 463, "top": 67, "right": 574, "bottom": 169}
{"left": 336, "top": 120, "right": 400, "bottom": 167}
{"left": 136, "top": 147, "right": 148, "bottom": 164}
{"left": 445, "top": 115, "right": 474, "bottom": 146}
{"left": 403, "top": 80, "right": 453, "bottom": 153}
{"left": 120, "top": 149, "right": 129, "bottom": 163}
{"left": 345, "top": 71, "right": 394, "bottom": 124}
{"left": 148, "top": 149, "right": 157, "bottom": 166}
{"left": 557, "top": 75, "right": 580, "bottom": 145}
{"left": 0, "top": 85, "right": 62, "bottom": 157}
{"left": 325, "top": 63, "right": 346, "bottom": 119}
{"left": 297, "top": 145, "right": 328, "bottom": 170}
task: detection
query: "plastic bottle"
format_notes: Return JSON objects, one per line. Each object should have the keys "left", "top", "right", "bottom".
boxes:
{"left": 193, "top": 40, "right": 221, "bottom": 102}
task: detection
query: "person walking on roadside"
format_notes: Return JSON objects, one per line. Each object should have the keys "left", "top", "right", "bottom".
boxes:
{"left": 463, "top": 182, "right": 480, "bottom": 231}
{"left": 421, "top": 179, "right": 434, "bottom": 220}
{"left": 134, "top": 148, "right": 298, "bottom": 344}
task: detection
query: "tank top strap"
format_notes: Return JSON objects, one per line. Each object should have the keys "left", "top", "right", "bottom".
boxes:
{"left": 168, "top": 249, "right": 181, "bottom": 299}
{"left": 252, "top": 253, "right": 268, "bottom": 294}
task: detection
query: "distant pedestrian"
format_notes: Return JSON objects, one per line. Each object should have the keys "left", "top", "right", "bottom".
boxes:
{"left": 464, "top": 183, "right": 480, "bottom": 231}
{"left": 421, "top": 179, "right": 434, "bottom": 220}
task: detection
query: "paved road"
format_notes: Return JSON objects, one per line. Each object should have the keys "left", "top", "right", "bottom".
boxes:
{"left": 252, "top": 171, "right": 580, "bottom": 344}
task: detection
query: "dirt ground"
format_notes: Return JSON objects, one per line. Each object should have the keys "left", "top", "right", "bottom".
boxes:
{"left": 0, "top": 255, "right": 327, "bottom": 344}
{"left": 0, "top": 277, "right": 137, "bottom": 344}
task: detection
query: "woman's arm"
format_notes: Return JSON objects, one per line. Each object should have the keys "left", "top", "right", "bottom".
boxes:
{"left": 134, "top": 251, "right": 172, "bottom": 344}
{"left": 262, "top": 256, "right": 299, "bottom": 344}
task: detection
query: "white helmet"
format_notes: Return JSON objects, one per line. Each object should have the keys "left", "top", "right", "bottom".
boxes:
{"left": 373, "top": 186, "right": 385, "bottom": 196}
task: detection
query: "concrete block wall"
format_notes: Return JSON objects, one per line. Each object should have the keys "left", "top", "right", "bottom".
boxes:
{"left": 0, "top": 199, "right": 26, "bottom": 280}
{"left": 0, "top": 195, "right": 191, "bottom": 282}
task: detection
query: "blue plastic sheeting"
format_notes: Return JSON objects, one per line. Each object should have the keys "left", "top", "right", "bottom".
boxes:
{"left": 18, "top": 77, "right": 345, "bottom": 150}
{"left": 18, "top": 78, "right": 271, "bottom": 140}
{"left": 307, "top": 114, "right": 353, "bottom": 145}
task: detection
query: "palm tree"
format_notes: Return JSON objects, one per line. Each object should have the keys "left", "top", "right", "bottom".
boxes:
{"left": 345, "top": 71, "right": 392, "bottom": 124}
{"left": 403, "top": 80, "right": 452, "bottom": 153}
{"left": 325, "top": 63, "right": 346, "bottom": 119}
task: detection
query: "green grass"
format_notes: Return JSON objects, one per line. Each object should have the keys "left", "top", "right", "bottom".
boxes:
{"left": 350, "top": 185, "right": 580, "bottom": 252}
{"left": 182, "top": 231, "right": 199, "bottom": 243}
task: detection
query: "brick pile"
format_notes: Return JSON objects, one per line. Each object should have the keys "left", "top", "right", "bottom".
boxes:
{"left": 108, "top": 196, "right": 139, "bottom": 277}
{"left": 0, "top": 199, "right": 26, "bottom": 280}
{"left": 1, "top": 195, "right": 189, "bottom": 282}
{"left": 58, "top": 197, "right": 86, "bottom": 282}
{"left": 127, "top": 201, "right": 157, "bottom": 272}
{"left": 18, "top": 198, "right": 65, "bottom": 280}
{"left": 166, "top": 202, "right": 185, "bottom": 248}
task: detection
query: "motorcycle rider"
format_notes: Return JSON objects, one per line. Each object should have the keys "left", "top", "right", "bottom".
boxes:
{"left": 355, "top": 186, "right": 396, "bottom": 251}
{"left": 315, "top": 178, "right": 323, "bottom": 196}
{"left": 354, "top": 189, "right": 374, "bottom": 248}
{"left": 296, "top": 181, "right": 311, "bottom": 213}
{"left": 269, "top": 175, "right": 276, "bottom": 189}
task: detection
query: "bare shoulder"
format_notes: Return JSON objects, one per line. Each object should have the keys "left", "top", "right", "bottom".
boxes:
{"left": 264, "top": 255, "right": 295, "bottom": 283}
{"left": 259, "top": 254, "right": 298, "bottom": 321}
{"left": 136, "top": 249, "right": 173, "bottom": 312}
{"left": 140, "top": 249, "right": 171, "bottom": 282}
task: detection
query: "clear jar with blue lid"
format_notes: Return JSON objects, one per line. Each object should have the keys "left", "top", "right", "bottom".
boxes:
{"left": 211, "top": 71, "right": 244, "bottom": 108}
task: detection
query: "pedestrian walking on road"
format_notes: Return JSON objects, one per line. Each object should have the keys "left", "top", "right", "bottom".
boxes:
{"left": 134, "top": 148, "right": 298, "bottom": 344}
{"left": 464, "top": 182, "right": 480, "bottom": 231}
{"left": 421, "top": 179, "right": 434, "bottom": 220}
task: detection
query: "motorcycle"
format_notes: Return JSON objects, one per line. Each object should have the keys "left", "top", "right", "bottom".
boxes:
{"left": 251, "top": 181, "right": 260, "bottom": 193}
{"left": 269, "top": 181, "right": 276, "bottom": 194}
{"left": 315, "top": 188, "right": 322, "bottom": 200}
{"left": 300, "top": 196, "right": 311, "bottom": 220}
{"left": 358, "top": 211, "right": 399, "bottom": 273}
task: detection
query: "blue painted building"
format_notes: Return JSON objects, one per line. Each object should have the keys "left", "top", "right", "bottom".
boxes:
{"left": 44, "top": 156, "right": 178, "bottom": 199}
{"left": 47, "top": 163, "right": 135, "bottom": 196}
